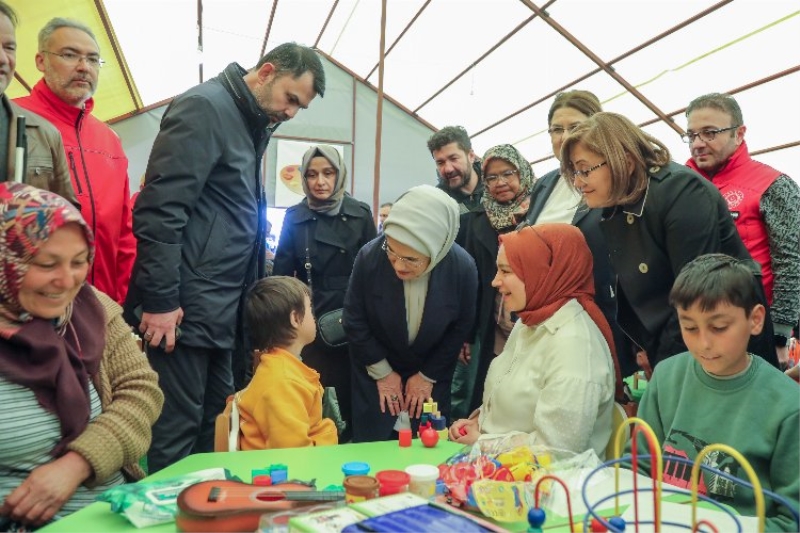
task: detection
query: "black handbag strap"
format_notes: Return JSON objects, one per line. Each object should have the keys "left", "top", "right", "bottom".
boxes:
{"left": 304, "top": 226, "right": 313, "bottom": 290}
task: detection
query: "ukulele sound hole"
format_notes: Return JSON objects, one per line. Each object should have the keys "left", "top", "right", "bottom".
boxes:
{"left": 255, "top": 492, "right": 285, "bottom": 502}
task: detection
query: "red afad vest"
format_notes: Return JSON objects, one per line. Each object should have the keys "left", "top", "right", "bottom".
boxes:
{"left": 687, "top": 143, "right": 781, "bottom": 303}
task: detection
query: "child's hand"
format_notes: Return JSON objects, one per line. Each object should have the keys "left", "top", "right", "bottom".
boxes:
{"left": 376, "top": 372, "right": 404, "bottom": 416}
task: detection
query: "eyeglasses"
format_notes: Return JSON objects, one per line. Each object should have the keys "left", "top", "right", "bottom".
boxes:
{"left": 547, "top": 124, "right": 579, "bottom": 137}
{"left": 572, "top": 161, "right": 607, "bottom": 182}
{"left": 484, "top": 169, "right": 519, "bottom": 185}
{"left": 42, "top": 51, "right": 105, "bottom": 69}
{"left": 382, "top": 239, "right": 426, "bottom": 269}
{"left": 680, "top": 126, "right": 739, "bottom": 144}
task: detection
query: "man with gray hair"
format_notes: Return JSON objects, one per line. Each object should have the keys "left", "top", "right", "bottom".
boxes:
{"left": 684, "top": 92, "right": 800, "bottom": 368}
{"left": 0, "top": 2, "right": 75, "bottom": 203}
{"left": 15, "top": 17, "right": 136, "bottom": 305}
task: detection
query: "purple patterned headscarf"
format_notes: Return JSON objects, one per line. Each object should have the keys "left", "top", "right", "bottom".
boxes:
{"left": 0, "top": 182, "right": 102, "bottom": 456}
{"left": 0, "top": 182, "right": 94, "bottom": 333}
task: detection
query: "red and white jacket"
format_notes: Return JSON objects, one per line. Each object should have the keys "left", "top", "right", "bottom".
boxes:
{"left": 687, "top": 142, "right": 781, "bottom": 304}
{"left": 15, "top": 80, "right": 136, "bottom": 304}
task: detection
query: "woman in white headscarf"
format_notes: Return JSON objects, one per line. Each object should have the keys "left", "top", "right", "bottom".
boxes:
{"left": 273, "top": 145, "right": 376, "bottom": 442}
{"left": 343, "top": 185, "right": 479, "bottom": 442}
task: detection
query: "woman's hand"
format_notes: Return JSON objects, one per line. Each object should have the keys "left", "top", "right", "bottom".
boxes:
{"left": 376, "top": 371, "right": 404, "bottom": 416}
{"left": 1, "top": 451, "right": 92, "bottom": 525}
{"left": 449, "top": 417, "right": 480, "bottom": 445}
{"left": 403, "top": 373, "right": 434, "bottom": 419}
{"left": 458, "top": 342, "right": 471, "bottom": 365}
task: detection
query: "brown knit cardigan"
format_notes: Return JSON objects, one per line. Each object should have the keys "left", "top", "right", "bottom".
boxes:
{"left": 65, "top": 288, "right": 164, "bottom": 486}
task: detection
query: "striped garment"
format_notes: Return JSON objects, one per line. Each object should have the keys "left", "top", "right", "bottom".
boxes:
{"left": 0, "top": 377, "right": 124, "bottom": 522}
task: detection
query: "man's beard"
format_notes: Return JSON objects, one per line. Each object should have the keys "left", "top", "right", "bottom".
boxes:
{"left": 255, "top": 81, "right": 289, "bottom": 124}
{"left": 442, "top": 170, "right": 468, "bottom": 190}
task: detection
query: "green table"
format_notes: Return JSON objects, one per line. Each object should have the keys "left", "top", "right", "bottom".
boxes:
{"left": 40, "top": 440, "right": 466, "bottom": 532}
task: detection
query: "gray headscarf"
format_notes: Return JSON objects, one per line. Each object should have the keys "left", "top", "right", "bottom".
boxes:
{"left": 383, "top": 185, "right": 461, "bottom": 343}
{"left": 300, "top": 145, "right": 348, "bottom": 215}
{"left": 383, "top": 185, "right": 460, "bottom": 275}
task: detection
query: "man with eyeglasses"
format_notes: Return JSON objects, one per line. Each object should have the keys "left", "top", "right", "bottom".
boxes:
{"left": 0, "top": 3, "right": 76, "bottom": 204}
{"left": 15, "top": 17, "right": 136, "bottom": 305}
{"left": 427, "top": 125, "right": 484, "bottom": 215}
{"left": 685, "top": 93, "right": 800, "bottom": 368}
{"left": 125, "top": 42, "right": 326, "bottom": 473}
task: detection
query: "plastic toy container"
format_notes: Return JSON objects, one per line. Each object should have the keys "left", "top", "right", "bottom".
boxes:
{"left": 404, "top": 464, "right": 439, "bottom": 500}
{"left": 375, "top": 470, "right": 410, "bottom": 496}
{"left": 341, "top": 461, "right": 370, "bottom": 477}
{"left": 343, "top": 475, "right": 379, "bottom": 503}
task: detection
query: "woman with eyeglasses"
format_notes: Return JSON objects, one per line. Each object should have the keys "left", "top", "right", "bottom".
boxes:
{"left": 519, "top": 91, "right": 633, "bottom": 380}
{"left": 453, "top": 144, "right": 534, "bottom": 419}
{"left": 560, "top": 112, "right": 778, "bottom": 370}
{"left": 343, "top": 185, "right": 478, "bottom": 442}
{"left": 273, "top": 145, "right": 376, "bottom": 442}
{"left": 449, "top": 224, "right": 616, "bottom": 458}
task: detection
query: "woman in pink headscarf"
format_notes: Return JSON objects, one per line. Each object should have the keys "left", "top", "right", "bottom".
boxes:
{"left": 449, "top": 224, "right": 619, "bottom": 458}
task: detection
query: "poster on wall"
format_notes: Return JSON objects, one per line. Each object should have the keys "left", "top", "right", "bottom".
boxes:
{"left": 274, "top": 140, "right": 345, "bottom": 208}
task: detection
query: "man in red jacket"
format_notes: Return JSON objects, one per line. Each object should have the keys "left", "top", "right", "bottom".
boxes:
{"left": 684, "top": 93, "right": 800, "bottom": 368}
{"left": 15, "top": 17, "right": 135, "bottom": 304}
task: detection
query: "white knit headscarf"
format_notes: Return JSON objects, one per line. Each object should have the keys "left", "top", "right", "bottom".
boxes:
{"left": 383, "top": 185, "right": 460, "bottom": 342}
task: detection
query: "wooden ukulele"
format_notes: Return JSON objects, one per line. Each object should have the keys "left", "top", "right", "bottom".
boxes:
{"left": 176, "top": 480, "right": 345, "bottom": 532}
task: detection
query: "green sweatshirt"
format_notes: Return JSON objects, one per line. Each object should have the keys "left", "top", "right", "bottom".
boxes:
{"left": 637, "top": 352, "right": 799, "bottom": 532}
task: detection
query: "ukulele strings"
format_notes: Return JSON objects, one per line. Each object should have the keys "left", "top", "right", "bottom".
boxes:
{"left": 207, "top": 488, "right": 343, "bottom": 497}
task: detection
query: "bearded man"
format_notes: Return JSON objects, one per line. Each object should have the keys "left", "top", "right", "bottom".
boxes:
{"left": 125, "top": 42, "right": 326, "bottom": 472}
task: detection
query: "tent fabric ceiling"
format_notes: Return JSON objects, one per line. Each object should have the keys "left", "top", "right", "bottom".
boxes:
{"left": 7, "top": 0, "right": 799, "bottom": 180}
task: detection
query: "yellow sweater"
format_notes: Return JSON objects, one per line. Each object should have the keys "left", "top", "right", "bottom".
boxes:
{"left": 238, "top": 348, "right": 338, "bottom": 450}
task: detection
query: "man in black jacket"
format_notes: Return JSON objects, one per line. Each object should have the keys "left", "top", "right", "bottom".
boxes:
{"left": 427, "top": 125, "right": 484, "bottom": 214}
{"left": 126, "top": 43, "right": 325, "bottom": 473}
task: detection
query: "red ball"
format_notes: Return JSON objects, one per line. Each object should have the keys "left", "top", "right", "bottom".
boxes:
{"left": 590, "top": 517, "right": 608, "bottom": 532}
{"left": 420, "top": 427, "right": 439, "bottom": 447}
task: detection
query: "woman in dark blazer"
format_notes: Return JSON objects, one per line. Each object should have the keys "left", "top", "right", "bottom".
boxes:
{"left": 520, "top": 90, "right": 633, "bottom": 377}
{"left": 561, "top": 112, "right": 777, "bottom": 369}
{"left": 273, "top": 145, "right": 376, "bottom": 441}
{"left": 344, "top": 185, "right": 478, "bottom": 442}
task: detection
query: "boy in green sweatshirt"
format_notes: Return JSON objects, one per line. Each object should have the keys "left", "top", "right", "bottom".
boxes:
{"left": 637, "top": 253, "right": 799, "bottom": 531}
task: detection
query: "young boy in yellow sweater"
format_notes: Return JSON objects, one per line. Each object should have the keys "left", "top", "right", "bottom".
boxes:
{"left": 237, "top": 276, "right": 338, "bottom": 449}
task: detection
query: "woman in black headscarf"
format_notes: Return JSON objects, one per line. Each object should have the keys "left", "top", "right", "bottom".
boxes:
{"left": 273, "top": 145, "right": 376, "bottom": 441}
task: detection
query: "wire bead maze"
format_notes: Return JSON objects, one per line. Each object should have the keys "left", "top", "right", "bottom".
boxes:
{"left": 524, "top": 416, "right": 800, "bottom": 533}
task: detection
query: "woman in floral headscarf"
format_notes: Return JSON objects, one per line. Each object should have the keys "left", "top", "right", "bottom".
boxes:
{"left": 452, "top": 144, "right": 534, "bottom": 419}
{"left": 0, "top": 183, "right": 163, "bottom": 528}
{"left": 450, "top": 224, "right": 616, "bottom": 458}
{"left": 273, "top": 145, "right": 376, "bottom": 442}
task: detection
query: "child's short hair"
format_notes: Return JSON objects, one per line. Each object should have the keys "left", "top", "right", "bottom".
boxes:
{"left": 669, "top": 254, "right": 759, "bottom": 316}
{"left": 244, "top": 276, "right": 312, "bottom": 353}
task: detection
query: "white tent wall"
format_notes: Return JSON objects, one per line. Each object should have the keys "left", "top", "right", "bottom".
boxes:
{"left": 111, "top": 107, "right": 167, "bottom": 192}
{"left": 111, "top": 56, "right": 437, "bottom": 214}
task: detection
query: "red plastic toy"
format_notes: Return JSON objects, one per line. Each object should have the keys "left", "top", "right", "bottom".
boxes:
{"left": 420, "top": 426, "right": 439, "bottom": 447}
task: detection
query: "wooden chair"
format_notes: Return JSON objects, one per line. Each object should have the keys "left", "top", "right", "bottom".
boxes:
{"left": 214, "top": 394, "right": 241, "bottom": 452}
{"left": 605, "top": 402, "right": 630, "bottom": 460}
